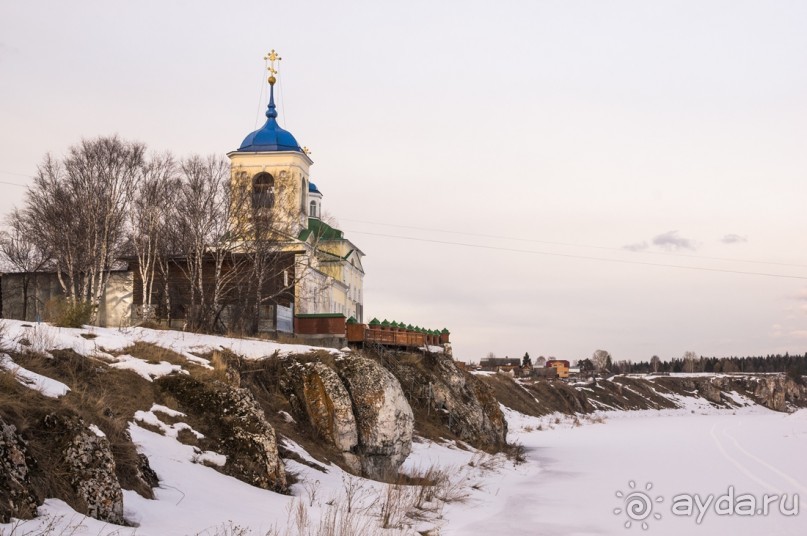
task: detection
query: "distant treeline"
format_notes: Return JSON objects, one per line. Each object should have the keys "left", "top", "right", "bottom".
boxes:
{"left": 611, "top": 353, "right": 807, "bottom": 376}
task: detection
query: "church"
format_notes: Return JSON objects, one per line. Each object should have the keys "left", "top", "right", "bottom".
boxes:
{"left": 0, "top": 51, "right": 365, "bottom": 336}
{"left": 226, "top": 51, "right": 365, "bottom": 328}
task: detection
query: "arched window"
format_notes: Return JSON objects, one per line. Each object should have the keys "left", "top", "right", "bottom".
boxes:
{"left": 252, "top": 173, "right": 274, "bottom": 209}
{"left": 309, "top": 200, "right": 318, "bottom": 218}
{"left": 300, "top": 177, "right": 307, "bottom": 212}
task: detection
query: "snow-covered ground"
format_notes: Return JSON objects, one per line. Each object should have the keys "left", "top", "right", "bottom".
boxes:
{"left": 441, "top": 406, "right": 807, "bottom": 536}
{"left": 2, "top": 320, "right": 806, "bottom": 535}
{"left": 1, "top": 319, "right": 340, "bottom": 363}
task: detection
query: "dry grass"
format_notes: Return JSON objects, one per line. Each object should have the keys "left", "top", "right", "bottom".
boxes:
{"left": 135, "top": 320, "right": 168, "bottom": 330}
{"left": 473, "top": 373, "right": 547, "bottom": 417}
{"left": 378, "top": 464, "right": 469, "bottom": 530}
{"left": 176, "top": 427, "right": 201, "bottom": 447}
{"left": 118, "top": 342, "right": 190, "bottom": 368}
{"left": 11, "top": 323, "right": 56, "bottom": 356}
{"left": 3, "top": 348, "right": 159, "bottom": 506}
{"left": 467, "top": 452, "right": 505, "bottom": 472}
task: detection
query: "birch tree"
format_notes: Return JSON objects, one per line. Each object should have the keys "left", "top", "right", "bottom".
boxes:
{"left": 21, "top": 136, "right": 143, "bottom": 320}
{"left": 172, "top": 155, "right": 247, "bottom": 332}
{"left": 128, "top": 153, "right": 178, "bottom": 320}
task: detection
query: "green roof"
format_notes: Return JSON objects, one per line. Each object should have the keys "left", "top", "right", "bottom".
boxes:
{"left": 369, "top": 318, "right": 380, "bottom": 326}
{"left": 307, "top": 218, "right": 344, "bottom": 241}
{"left": 346, "top": 316, "right": 357, "bottom": 324}
{"left": 441, "top": 328, "right": 450, "bottom": 334}
{"left": 381, "top": 319, "right": 390, "bottom": 328}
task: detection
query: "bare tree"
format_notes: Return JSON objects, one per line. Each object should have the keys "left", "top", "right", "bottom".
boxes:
{"left": 683, "top": 350, "right": 698, "bottom": 373}
{"left": 21, "top": 136, "right": 143, "bottom": 318}
{"left": 128, "top": 153, "right": 177, "bottom": 320}
{"left": 172, "top": 155, "right": 227, "bottom": 330}
{"left": 650, "top": 355, "right": 661, "bottom": 374}
{"left": 171, "top": 155, "right": 253, "bottom": 332}
{"left": 591, "top": 349, "right": 611, "bottom": 372}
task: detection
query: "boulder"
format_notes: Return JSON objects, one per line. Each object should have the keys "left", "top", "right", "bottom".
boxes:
{"left": 44, "top": 414, "right": 124, "bottom": 524}
{"left": 0, "top": 418, "right": 39, "bottom": 523}
{"left": 335, "top": 356, "right": 414, "bottom": 479}
{"left": 300, "top": 362, "right": 359, "bottom": 454}
{"left": 156, "top": 375, "right": 286, "bottom": 492}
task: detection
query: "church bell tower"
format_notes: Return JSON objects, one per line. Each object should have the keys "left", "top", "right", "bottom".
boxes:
{"left": 228, "top": 50, "right": 313, "bottom": 239}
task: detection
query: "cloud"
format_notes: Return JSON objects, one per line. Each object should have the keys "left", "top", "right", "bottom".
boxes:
{"left": 720, "top": 233, "right": 747, "bottom": 244}
{"left": 622, "top": 241, "right": 648, "bottom": 252}
{"left": 789, "top": 330, "right": 807, "bottom": 340}
{"left": 652, "top": 231, "right": 697, "bottom": 251}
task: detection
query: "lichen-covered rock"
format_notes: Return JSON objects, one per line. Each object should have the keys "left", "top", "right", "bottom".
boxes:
{"left": 300, "top": 362, "right": 359, "bottom": 454}
{"left": 44, "top": 414, "right": 124, "bottom": 524}
{"left": 156, "top": 375, "right": 286, "bottom": 492}
{"left": 698, "top": 380, "right": 725, "bottom": 405}
{"left": 751, "top": 377, "right": 788, "bottom": 411}
{"left": 335, "top": 356, "right": 414, "bottom": 479}
{"left": 392, "top": 352, "right": 508, "bottom": 448}
{"left": 0, "top": 418, "right": 39, "bottom": 523}
{"left": 467, "top": 374, "right": 508, "bottom": 446}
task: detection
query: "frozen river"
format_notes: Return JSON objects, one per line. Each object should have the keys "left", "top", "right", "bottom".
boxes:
{"left": 443, "top": 405, "right": 807, "bottom": 535}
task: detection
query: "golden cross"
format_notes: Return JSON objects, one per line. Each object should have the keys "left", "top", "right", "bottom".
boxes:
{"left": 264, "top": 49, "right": 282, "bottom": 81}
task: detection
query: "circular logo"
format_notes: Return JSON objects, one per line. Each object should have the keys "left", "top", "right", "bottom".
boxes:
{"left": 614, "top": 480, "right": 663, "bottom": 530}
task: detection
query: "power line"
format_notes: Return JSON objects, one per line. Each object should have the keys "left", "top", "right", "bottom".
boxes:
{"left": 254, "top": 60, "right": 267, "bottom": 130}
{"left": 0, "top": 179, "right": 28, "bottom": 188}
{"left": 340, "top": 217, "right": 807, "bottom": 270}
{"left": 0, "top": 170, "right": 33, "bottom": 188}
{"left": 344, "top": 229, "right": 807, "bottom": 281}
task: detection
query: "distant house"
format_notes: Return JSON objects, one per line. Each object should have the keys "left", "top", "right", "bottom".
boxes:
{"left": 546, "top": 359, "right": 570, "bottom": 379}
{"left": 531, "top": 367, "right": 558, "bottom": 380}
{"left": 480, "top": 357, "right": 521, "bottom": 373}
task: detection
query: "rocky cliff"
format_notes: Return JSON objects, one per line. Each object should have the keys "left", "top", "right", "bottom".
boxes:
{"left": 479, "top": 372, "right": 807, "bottom": 417}
{"left": 0, "top": 342, "right": 519, "bottom": 526}
{"left": 656, "top": 374, "right": 807, "bottom": 412}
{"left": 377, "top": 351, "right": 508, "bottom": 449}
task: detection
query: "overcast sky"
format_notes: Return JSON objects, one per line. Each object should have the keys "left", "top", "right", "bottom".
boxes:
{"left": 2, "top": 0, "right": 806, "bottom": 363}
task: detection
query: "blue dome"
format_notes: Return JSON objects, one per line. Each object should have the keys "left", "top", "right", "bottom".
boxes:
{"left": 308, "top": 182, "right": 322, "bottom": 195}
{"left": 237, "top": 84, "right": 302, "bottom": 153}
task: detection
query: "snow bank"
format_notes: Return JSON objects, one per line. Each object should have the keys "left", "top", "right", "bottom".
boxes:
{"left": 109, "top": 354, "right": 185, "bottom": 381}
{"left": 0, "top": 353, "right": 70, "bottom": 398}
